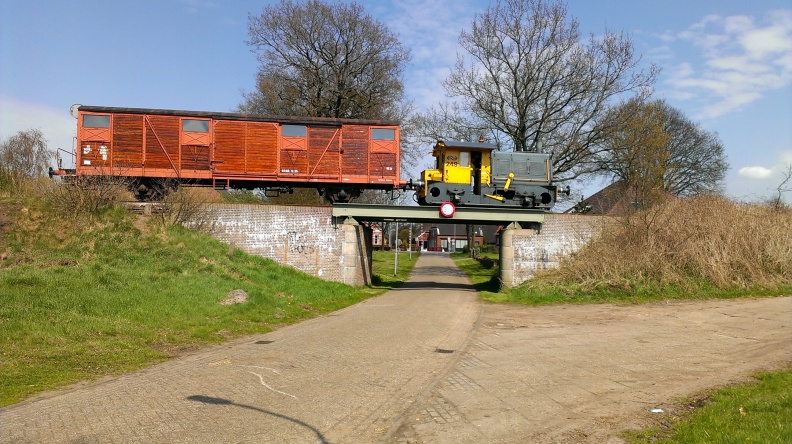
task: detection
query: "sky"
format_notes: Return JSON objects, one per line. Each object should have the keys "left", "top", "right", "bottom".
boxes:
{"left": 1, "top": 0, "right": 791, "bottom": 204}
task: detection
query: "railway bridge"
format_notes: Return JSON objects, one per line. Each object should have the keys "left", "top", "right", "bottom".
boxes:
{"left": 191, "top": 203, "right": 602, "bottom": 289}
{"left": 330, "top": 203, "right": 546, "bottom": 288}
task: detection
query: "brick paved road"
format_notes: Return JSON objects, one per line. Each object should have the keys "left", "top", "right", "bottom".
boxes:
{"left": 0, "top": 253, "right": 480, "bottom": 443}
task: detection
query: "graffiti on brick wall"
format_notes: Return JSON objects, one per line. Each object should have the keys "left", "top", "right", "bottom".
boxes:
{"left": 286, "top": 231, "right": 316, "bottom": 254}
{"left": 509, "top": 216, "right": 605, "bottom": 286}
{"left": 204, "top": 204, "right": 368, "bottom": 286}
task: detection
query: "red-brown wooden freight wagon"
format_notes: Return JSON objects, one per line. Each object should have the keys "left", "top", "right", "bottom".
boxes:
{"left": 65, "top": 105, "right": 401, "bottom": 201}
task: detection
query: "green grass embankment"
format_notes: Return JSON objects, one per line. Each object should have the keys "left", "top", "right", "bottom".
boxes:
{"left": 371, "top": 250, "right": 420, "bottom": 287}
{"left": 0, "top": 203, "right": 417, "bottom": 407}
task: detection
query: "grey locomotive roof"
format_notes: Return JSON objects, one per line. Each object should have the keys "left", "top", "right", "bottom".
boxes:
{"left": 75, "top": 105, "right": 400, "bottom": 127}
{"left": 436, "top": 140, "right": 498, "bottom": 150}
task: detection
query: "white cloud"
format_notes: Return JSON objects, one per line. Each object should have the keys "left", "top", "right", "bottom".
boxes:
{"left": 663, "top": 10, "right": 792, "bottom": 119}
{"left": 657, "top": 31, "right": 677, "bottom": 43}
{"left": 738, "top": 166, "right": 773, "bottom": 179}
{"left": 741, "top": 24, "right": 791, "bottom": 59}
{"left": 382, "top": 0, "right": 486, "bottom": 111}
{"left": 723, "top": 15, "right": 753, "bottom": 34}
{"left": 731, "top": 152, "right": 792, "bottom": 203}
{"left": 646, "top": 44, "right": 674, "bottom": 60}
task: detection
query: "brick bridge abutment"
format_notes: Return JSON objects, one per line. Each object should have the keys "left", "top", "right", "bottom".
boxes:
{"left": 498, "top": 214, "right": 605, "bottom": 288}
{"left": 206, "top": 204, "right": 371, "bottom": 286}
{"left": 204, "top": 204, "right": 604, "bottom": 289}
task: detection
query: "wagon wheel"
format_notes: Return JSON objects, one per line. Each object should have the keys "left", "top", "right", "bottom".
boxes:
{"left": 133, "top": 179, "right": 177, "bottom": 201}
{"left": 321, "top": 187, "right": 360, "bottom": 204}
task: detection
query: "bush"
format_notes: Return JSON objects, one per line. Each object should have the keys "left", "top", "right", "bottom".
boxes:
{"left": 554, "top": 195, "right": 792, "bottom": 291}
{"left": 0, "top": 129, "right": 50, "bottom": 196}
{"left": 155, "top": 186, "right": 221, "bottom": 232}
{"left": 477, "top": 256, "right": 496, "bottom": 269}
{"left": 221, "top": 189, "right": 268, "bottom": 204}
{"left": 42, "top": 176, "right": 131, "bottom": 219}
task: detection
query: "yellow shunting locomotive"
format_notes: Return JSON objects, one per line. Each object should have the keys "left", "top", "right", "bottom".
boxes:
{"left": 414, "top": 140, "right": 563, "bottom": 209}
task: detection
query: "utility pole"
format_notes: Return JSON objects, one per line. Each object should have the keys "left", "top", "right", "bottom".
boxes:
{"left": 393, "top": 222, "right": 399, "bottom": 276}
{"left": 409, "top": 224, "right": 413, "bottom": 259}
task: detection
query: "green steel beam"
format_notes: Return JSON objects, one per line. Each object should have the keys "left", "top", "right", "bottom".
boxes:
{"left": 331, "top": 204, "right": 544, "bottom": 227}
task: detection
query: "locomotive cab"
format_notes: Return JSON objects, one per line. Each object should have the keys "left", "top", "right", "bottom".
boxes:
{"left": 415, "top": 140, "right": 558, "bottom": 209}
{"left": 417, "top": 140, "right": 494, "bottom": 204}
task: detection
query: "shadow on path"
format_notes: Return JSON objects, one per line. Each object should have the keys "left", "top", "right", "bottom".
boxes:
{"left": 187, "top": 395, "right": 328, "bottom": 444}
{"left": 393, "top": 281, "right": 476, "bottom": 291}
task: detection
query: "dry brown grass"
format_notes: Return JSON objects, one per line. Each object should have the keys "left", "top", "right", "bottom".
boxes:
{"left": 557, "top": 195, "right": 792, "bottom": 290}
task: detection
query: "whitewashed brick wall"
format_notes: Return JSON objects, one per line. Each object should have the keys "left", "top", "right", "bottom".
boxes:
{"left": 206, "top": 204, "right": 370, "bottom": 286}
{"left": 503, "top": 214, "right": 606, "bottom": 287}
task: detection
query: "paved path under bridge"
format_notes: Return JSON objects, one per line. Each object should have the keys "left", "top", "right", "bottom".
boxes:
{"left": 1, "top": 254, "right": 790, "bottom": 443}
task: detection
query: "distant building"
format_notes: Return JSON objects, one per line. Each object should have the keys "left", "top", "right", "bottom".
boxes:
{"left": 414, "top": 229, "right": 430, "bottom": 251}
{"left": 371, "top": 223, "right": 498, "bottom": 252}
{"left": 566, "top": 182, "right": 676, "bottom": 216}
{"left": 424, "top": 224, "right": 495, "bottom": 252}
{"left": 371, "top": 224, "right": 385, "bottom": 248}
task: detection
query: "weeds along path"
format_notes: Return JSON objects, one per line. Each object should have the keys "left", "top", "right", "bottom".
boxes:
{"left": 0, "top": 253, "right": 482, "bottom": 444}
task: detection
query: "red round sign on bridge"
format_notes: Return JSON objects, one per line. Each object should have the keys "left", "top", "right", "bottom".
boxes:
{"left": 439, "top": 201, "right": 456, "bottom": 218}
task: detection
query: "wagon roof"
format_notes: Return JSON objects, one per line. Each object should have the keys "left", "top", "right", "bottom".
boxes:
{"left": 75, "top": 105, "right": 400, "bottom": 127}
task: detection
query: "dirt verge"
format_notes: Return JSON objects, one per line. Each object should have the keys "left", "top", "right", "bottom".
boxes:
{"left": 394, "top": 296, "right": 792, "bottom": 443}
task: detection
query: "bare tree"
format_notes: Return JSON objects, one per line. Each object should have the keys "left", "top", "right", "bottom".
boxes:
{"left": 593, "top": 98, "right": 728, "bottom": 197}
{"left": 434, "top": 0, "right": 657, "bottom": 181}
{"left": 0, "top": 129, "right": 51, "bottom": 195}
{"left": 594, "top": 98, "right": 670, "bottom": 189}
{"left": 399, "top": 102, "right": 493, "bottom": 180}
{"left": 242, "top": 0, "right": 410, "bottom": 121}
{"left": 658, "top": 102, "right": 727, "bottom": 196}
{"left": 767, "top": 163, "right": 792, "bottom": 209}
{"left": 242, "top": 0, "right": 419, "bottom": 205}
{"left": 406, "top": 103, "right": 489, "bottom": 146}
{"left": 591, "top": 98, "right": 670, "bottom": 211}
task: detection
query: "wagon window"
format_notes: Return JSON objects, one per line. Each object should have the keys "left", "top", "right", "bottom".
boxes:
{"left": 372, "top": 128, "right": 395, "bottom": 141}
{"left": 83, "top": 114, "right": 110, "bottom": 128}
{"left": 183, "top": 119, "right": 209, "bottom": 133}
{"left": 282, "top": 125, "right": 307, "bottom": 137}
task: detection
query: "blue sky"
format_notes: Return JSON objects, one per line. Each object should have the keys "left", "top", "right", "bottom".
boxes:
{"left": 1, "top": 0, "right": 791, "bottom": 203}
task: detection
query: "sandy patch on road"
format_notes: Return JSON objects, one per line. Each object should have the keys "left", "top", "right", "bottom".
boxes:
{"left": 395, "top": 296, "right": 792, "bottom": 443}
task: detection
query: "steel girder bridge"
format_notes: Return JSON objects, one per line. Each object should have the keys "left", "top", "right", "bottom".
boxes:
{"left": 331, "top": 203, "right": 544, "bottom": 229}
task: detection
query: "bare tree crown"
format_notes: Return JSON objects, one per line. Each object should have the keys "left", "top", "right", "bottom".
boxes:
{"left": 0, "top": 129, "right": 51, "bottom": 195}
{"left": 243, "top": 0, "right": 410, "bottom": 120}
{"left": 437, "top": 0, "right": 658, "bottom": 181}
{"left": 594, "top": 98, "right": 728, "bottom": 196}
